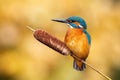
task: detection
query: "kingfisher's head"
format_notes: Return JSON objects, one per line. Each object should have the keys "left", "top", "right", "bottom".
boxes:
{"left": 52, "top": 16, "right": 87, "bottom": 29}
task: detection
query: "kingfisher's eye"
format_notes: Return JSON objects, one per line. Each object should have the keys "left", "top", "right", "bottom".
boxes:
{"left": 67, "top": 20, "right": 73, "bottom": 23}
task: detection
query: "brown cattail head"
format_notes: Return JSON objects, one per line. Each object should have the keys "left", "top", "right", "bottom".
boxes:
{"left": 33, "top": 30, "right": 71, "bottom": 55}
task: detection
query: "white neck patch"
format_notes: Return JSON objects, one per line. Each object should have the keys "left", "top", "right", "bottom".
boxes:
{"left": 78, "top": 25, "right": 83, "bottom": 28}
{"left": 67, "top": 24, "right": 73, "bottom": 28}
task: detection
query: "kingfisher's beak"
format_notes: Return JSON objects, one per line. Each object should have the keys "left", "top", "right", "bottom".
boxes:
{"left": 52, "top": 19, "right": 68, "bottom": 23}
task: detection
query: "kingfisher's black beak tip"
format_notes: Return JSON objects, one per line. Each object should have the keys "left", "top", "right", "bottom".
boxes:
{"left": 52, "top": 19, "right": 67, "bottom": 23}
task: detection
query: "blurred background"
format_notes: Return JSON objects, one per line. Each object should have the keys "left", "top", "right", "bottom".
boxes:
{"left": 0, "top": 0, "right": 120, "bottom": 80}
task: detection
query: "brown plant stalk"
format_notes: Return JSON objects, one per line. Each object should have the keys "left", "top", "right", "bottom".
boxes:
{"left": 27, "top": 26, "right": 112, "bottom": 80}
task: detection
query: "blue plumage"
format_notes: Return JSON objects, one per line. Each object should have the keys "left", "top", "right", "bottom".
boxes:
{"left": 83, "top": 30, "right": 91, "bottom": 45}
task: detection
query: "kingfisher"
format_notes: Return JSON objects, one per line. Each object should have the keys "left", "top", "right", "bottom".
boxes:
{"left": 52, "top": 16, "right": 91, "bottom": 71}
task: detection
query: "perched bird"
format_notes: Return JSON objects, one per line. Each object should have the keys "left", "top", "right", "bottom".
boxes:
{"left": 27, "top": 16, "right": 112, "bottom": 80}
{"left": 52, "top": 16, "right": 91, "bottom": 71}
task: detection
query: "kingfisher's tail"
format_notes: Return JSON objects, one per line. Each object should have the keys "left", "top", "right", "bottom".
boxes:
{"left": 73, "top": 59, "right": 86, "bottom": 71}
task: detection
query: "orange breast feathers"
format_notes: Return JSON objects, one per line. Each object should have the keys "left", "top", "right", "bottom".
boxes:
{"left": 64, "top": 28, "right": 90, "bottom": 60}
